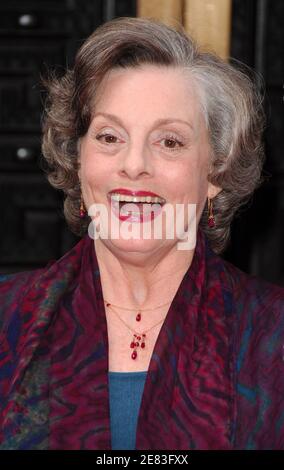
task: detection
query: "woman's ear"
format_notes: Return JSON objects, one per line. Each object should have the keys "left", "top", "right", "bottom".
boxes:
{"left": 77, "top": 139, "right": 81, "bottom": 182}
{"left": 207, "top": 182, "right": 222, "bottom": 199}
{"left": 77, "top": 137, "right": 81, "bottom": 152}
{"left": 77, "top": 161, "right": 81, "bottom": 183}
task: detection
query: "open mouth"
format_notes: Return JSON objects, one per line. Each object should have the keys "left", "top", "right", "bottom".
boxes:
{"left": 117, "top": 200, "right": 163, "bottom": 215}
{"left": 107, "top": 194, "right": 166, "bottom": 221}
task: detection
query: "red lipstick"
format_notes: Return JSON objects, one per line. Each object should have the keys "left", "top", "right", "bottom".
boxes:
{"left": 108, "top": 188, "right": 164, "bottom": 198}
{"left": 107, "top": 188, "right": 165, "bottom": 223}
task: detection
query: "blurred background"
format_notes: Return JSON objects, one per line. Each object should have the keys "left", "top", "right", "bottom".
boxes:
{"left": 0, "top": 0, "right": 283, "bottom": 286}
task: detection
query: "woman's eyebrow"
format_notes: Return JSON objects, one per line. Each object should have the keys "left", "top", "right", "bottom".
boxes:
{"left": 93, "top": 112, "right": 194, "bottom": 130}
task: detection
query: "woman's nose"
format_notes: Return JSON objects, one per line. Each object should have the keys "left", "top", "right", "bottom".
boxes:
{"left": 118, "top": 143, "right": 153, "bottom": 179}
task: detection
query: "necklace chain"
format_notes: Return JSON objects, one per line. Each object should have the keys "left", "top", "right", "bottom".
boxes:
{"left": 104, "top": 299, "right": 171, "bottom": 361}
{"left": 103, "top": 298, "right": 172, "bottom": 312}
{"left": 104, "top": 300, "right": 170, "bottom": 334}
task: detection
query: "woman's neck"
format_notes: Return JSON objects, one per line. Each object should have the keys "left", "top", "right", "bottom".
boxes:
{"left": 94, "top": 238, "right": 195, "bottom": 310}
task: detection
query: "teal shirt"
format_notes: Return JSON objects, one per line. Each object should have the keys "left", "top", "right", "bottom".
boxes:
{"left": 108, "top": 371, "right": 147, "bottom": 450}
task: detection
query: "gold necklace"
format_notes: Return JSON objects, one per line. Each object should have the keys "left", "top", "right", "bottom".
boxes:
{"left": 104, "top": 299, "right": 172, "bottom": 361}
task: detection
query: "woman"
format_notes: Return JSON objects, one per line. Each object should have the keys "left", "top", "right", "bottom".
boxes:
{"left": 0, "top": 16, "right": 284, "bottom": 451}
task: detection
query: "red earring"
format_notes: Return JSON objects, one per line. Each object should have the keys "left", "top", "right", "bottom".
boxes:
{"left": 80, "top": 195, "right": 86, "bottom": 218}
{"left": 207, "top": 197, "right": 215, "bottom": 228}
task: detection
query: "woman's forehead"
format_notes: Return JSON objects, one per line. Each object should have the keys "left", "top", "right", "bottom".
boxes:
{"left": 92, "top": 65, "right": 203, "bottom": 126}
{"left": 97, "top": 64, "right": 197, "bottom": 95}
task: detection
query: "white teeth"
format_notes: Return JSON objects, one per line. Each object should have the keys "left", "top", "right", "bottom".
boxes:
{"left": 110, "top": 193, "right": 165, "bottom": 204}
{"left": 121, "top": 211, "right": 141, "bottom": 216}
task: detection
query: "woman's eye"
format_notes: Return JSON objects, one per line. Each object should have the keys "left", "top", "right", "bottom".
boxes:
{"left": 160, "top": 136, "right": 184, "bottom": 151}
{"left": 96, "top": 133, "right": 118, "bottom": 144}
{"left": 95, "top": 132, "right": 184, "bottom": 151}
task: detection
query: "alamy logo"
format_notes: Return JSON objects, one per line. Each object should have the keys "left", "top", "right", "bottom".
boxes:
{"left": 87, "top": 201, "right": 197, "bottom": 250}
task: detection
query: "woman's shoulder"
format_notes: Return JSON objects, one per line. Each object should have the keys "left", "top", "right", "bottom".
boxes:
{"left": 216, "top": 259, "right": 284, "bottom": 448}
{"left": 205, "top": 242, "right": 284, "bottom": 329}
{"left": 0, "top": 268, "right": 44, "bottom": 320}
{"left": 205, "top": 236, "right": 284, "bottom": 301}
{"left": 0, "top": 235, "right": 87, "bottom": 331}
{"left": 219, "top": 254, "right": 284, "bottom": 306}
{"left": 215, "top": 254, "right": 284, "bottom": 344}
{"left": 0, "top": 268, "right": 44, "bottom": 290}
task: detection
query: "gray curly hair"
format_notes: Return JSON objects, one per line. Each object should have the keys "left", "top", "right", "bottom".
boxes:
{"left": 41, "top": 16, "right": 265, "bottom": 253}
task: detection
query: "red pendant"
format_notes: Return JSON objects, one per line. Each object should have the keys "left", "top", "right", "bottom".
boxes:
{"left": 130, "top": 332, "right": 146, "bottom": 359}
{"left": 208, "top": 216, "right": 215, "bottom": 228}
{"left": 136, "top": 312, "right": 141, "bottom": 321}
{"left": 131, "top": 350, "right": 137, "bottom": 360}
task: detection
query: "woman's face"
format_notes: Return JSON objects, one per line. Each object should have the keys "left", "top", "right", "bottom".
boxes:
{"left": 78, "top": 65, "right": 221, "bottom": 256}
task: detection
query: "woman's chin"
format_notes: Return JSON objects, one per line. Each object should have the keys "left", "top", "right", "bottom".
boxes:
{"left": 104, "top": 235, "right": 165, "bottom": 252}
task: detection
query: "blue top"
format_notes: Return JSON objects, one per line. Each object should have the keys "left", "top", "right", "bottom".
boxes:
{"left": 108, "top": 371, "right": 148, "bottom": 450}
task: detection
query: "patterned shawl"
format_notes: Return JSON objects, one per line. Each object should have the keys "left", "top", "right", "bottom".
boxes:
{"left": 0, "top": 227, "right": 284, "bottom": 449}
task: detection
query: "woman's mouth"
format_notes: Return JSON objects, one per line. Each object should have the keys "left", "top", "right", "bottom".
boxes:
{"left": 107, "top": 192, "right": 166, "bottom": 223}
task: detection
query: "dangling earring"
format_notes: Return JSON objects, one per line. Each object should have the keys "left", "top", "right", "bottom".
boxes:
{"left": 207, "top": 197, "right": 215, "bottom": 228}
{"left": 79, "top": 194, "right": 86, "bottom": 218}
